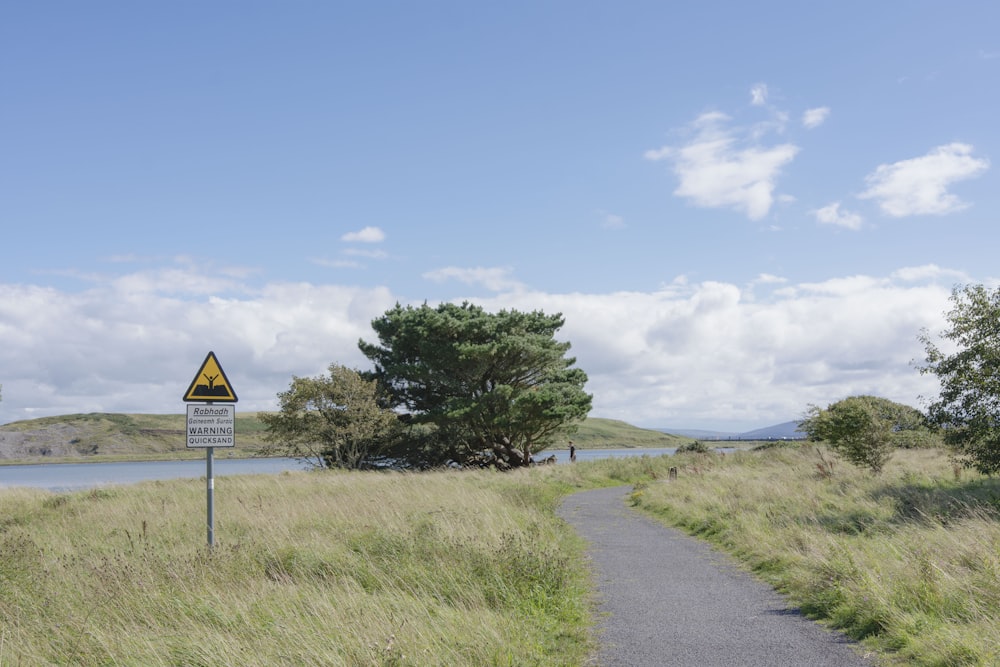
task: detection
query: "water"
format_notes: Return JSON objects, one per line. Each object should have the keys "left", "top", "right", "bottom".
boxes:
{"left": 0, "top": 447, "right": 735, "bottom": 491}
{"left": 0, "top": 457, "right": 309, "bottom": 492}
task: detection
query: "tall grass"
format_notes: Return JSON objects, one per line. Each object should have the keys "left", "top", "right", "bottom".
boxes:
{"left": 0, "top": 469, "right": 593, "bottom": 666}
{"left": 626, "top": 446, "right": 1000, "bottom": 666}
{"left": 5, "top": 447, "right": 994, "bottom": 665}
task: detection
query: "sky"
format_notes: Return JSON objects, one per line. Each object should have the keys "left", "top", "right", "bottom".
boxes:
{"left": 1, "top": 1, "right": 998, "bottom": 432}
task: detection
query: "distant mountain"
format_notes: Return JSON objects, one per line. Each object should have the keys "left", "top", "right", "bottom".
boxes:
{"left": 666, "top": 428, "right": 737, "bottom": 440}
{"left": 738, "top": 421, "right": 805, "bottom": 440}
{"left": 657, "top": 420, "right": 806, "bottom": 441}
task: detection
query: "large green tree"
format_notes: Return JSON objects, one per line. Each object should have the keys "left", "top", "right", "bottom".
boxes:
{"left": 359, "top": 302, "right": 592, "bottom": 468}
{"left": 259, "top": 364, "right": 401, "bottom": 469}
{"left": 799, "top": 395, "right": 931, "bottom": 473}
{"left": 919, "top": 284, "right": 1000, "bottom": 474}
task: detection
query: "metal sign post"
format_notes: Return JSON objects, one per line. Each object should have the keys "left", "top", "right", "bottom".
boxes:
{"left": 183, "top": 352, "right": 238, "bottom": 548}
{"left": 206, "top": 440, "right": 214, "bottom": 547}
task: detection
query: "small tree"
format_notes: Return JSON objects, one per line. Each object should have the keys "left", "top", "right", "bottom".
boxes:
{"left": 799, "top": 395, "right": 928, "bottom": 474}
{"left": 919, "top": 284, "right": 1000, "bottom": 474}
{"left": 259, "top": 364, "right": 400, "bottom": 469}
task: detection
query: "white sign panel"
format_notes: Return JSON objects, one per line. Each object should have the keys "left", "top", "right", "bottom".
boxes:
{"left": 186, "top": 404, "right": 236, "bottom": 448}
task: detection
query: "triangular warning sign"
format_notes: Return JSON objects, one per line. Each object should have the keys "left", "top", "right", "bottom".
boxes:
{"left": 183, "top": 351, "right": 238, "bottom": 402}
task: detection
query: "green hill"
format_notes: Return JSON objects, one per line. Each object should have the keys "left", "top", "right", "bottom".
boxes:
{"left": 0, "top": 412, "right": 270, "bottom": 462}
{"left": 568, "top": 418, "right": 694, "bottom": 449}
{"left": 0, "top": 413, "right": 691, "bottom": 462}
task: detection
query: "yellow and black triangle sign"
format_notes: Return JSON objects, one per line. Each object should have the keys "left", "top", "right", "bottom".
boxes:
{"left": 183, "top": 351, "right": 238, "bottom": 402}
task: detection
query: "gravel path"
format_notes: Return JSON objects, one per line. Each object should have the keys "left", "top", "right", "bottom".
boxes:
{"left": 557, "top": 486, "right": 875, "bottom": 667}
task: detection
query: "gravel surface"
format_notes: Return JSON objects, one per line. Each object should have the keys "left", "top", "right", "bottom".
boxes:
{"left": 558, "top": 486, "right": 876, "bottom": 667}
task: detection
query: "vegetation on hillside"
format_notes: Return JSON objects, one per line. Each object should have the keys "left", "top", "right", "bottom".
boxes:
{"left": 0, "top": 413, "right": 683, "bottom": 463}
{"left": 0, "top": 412, "right": 271, "bottom": 461}
{"left": 565, "top": 417, "right": 693, "bottom": 449}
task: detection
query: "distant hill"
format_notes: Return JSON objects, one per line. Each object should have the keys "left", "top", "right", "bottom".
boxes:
{"left": 659, "top": 420, "right": 806, "bottom": 441}
{"left": 570, "top": 418, "right": 694, "bottom": 449}
{"left": 667, "top": 428, "right": 737, "bottom": 440}
{"left": 738, "top": 421, "right": 805, "bottom": 440}
{"left": 0, "top": 413, "right": 691, "bottom": 462}
{"left": 0, "top": 412, "right": 271, "bottom": 461}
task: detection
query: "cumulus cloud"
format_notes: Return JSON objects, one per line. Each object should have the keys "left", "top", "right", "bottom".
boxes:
{"left": 422, "top": 266, "right": 526, "bottom": 293}
{"left": 813, "top": 202, "right": 863, "bottom": 230}
{"left": 859, "top": 143, "right": 990, "bottom": 217}
{"left": 750, "top": 83, "right": 768, "bottom": 106}
{"left": 802, "top": 107, "right": 830, "bottom": 128}
{"left": 0, "top": 273, "right": 396, "bottom": 421}
{"left": 645, "top": 112, "right": 799, "bottom": 220}
{"left": 471, "top": 272, "right": 951, "bottom": 429}
{"left": 0, "top": 265, "right": 969, "bottom": 432}
{"left": 341, "top": 226, "right": 386, "bottom": 243}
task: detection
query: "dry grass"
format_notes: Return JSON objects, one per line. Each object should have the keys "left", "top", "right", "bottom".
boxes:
{"left": 6, "top": 445, "right": 994, "bottom": 665}
{"left": 627, "top": 446, "right": 1000, "bottom": 666}
{"left": 0, "top": 469, "right": 592, "bottom": 666}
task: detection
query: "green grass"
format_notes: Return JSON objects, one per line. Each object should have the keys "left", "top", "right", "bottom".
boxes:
{"left": 3, "top": 441, "right": 995, "bottom": 665}
{"left": 624, "top": 446, "right": 1000, "bottom": 666}
{"left": 0, "top": 468, "right": 598, "bottom": 666}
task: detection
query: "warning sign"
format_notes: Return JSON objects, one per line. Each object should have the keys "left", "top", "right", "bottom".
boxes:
{"left": 183, "top": 351, "right": 238, "bottom": 402}
{"left": 186, "top": 404, "right": 235, "bottom": 448}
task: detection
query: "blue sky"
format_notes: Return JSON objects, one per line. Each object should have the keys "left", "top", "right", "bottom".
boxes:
{"left": 1, "top": 2, "right": 998, "bottom": 432}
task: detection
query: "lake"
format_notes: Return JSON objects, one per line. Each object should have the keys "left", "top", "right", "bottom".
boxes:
{"left": 0, "top": 447, "right": 730, "bottom": 491}
{"left": 0, "top": 458, "right": 309, "bottom": 492}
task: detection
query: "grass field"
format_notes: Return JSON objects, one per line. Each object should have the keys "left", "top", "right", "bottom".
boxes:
{"left": 2, "top": 444, "right": 996, "bottom": 665}
{"left": 0, "top": 467, "right": 599, "bottom": 666}
{"left": 627, "top": 445, "right": 1000, "bottom": 666}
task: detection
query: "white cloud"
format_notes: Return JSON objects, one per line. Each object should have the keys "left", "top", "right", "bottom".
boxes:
{"left": 601, "top": 212, "right": 626, "bottom": 229}
{"left": 752, "top": 273, "right": 787, "bottom": 285}
{"left": 422, "top": 266, "right": 526, "bottom": 293}
{"left": 0, "top": 266, "right": 974, "bottom": 432}
{"left": 890, "top": 264, "right": 971, "bottom": 283}
{"left": 645, "top": 112, "right": 799, "bottom": 220}
{"left": 750, "top": 83, "right": 768, "bottom": 106}
{"left": 814, "top": 202, "right": 863, "bottom": 230}
{"left": 0, "top": 265, "right": 988, "bottom": 430}
{"left": 341, "top": 226, "right": 386, "bottom": 243}
{"left": 859, "top": 143, "right": 990, "bottom": 217}
{"left": 0, "top": 272, "right": 396, "bottom": 421}
{"left": 471, "top": 270, "right": 954, "bottom": 429}
{"left": 802, "top": 107, "right": 830, "bottom": 128}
